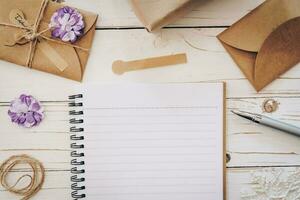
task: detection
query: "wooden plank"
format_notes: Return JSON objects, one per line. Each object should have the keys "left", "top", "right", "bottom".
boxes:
{"left": 1, "top": 95, "right": 300, "bottom": 167}
{"left": 64, "top": 0, "right": 264, "bottom": 28}
{"left": 0, "top": 170, "right": 70, "bottom": 200}
{"left": 227, "top": 97, "right": 300, "bottom": 167}
{"left": 0, "top": 151, "right": 70, "bottom": 170}
{"left": 0, "top": 167, "right": 297, "bottom": 200}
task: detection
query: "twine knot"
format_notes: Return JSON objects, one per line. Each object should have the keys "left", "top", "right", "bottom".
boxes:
{"left": 14, "top": 30, "right": 42, "bottom": 45}
{"left": 24, "top": 31, "right": 39, "bottom": 41}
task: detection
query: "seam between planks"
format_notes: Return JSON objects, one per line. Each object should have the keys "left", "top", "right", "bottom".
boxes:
{"left": 95, "top": 25, "right": 229, "bottom": 30}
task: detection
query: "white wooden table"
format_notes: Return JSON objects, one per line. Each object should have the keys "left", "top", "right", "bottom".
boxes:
{"left": 1, "top": 0, "right": 300, "bottom": 199}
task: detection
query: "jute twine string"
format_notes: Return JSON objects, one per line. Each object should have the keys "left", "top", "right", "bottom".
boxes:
{"left": 0, "top": 154, "right": 45, "bottom": 200}
{"left": 0, "top": 0, "right": 89, "bottom": 69}
{"left": 26, "top": 0, "right": 49, "bottom": 68}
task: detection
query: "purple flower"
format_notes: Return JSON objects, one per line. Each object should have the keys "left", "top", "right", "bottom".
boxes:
{"left": 49, "top": 6, "right": 85, "bottom": 43}
{"left": 8, "top": 94, "right": 44, "bottom": 128}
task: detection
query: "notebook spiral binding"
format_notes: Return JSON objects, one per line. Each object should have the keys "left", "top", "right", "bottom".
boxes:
{"left": 69, "top": 94, "right": 86, "bottom": 199}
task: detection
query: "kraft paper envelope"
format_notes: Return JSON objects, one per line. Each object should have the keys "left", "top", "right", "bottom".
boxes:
{"left": 0, "top": 0, "right": 98, "bottom": 81}
{"left": 218, "top": 0, "right": 300, "bottom": 91}
{"left": 130, "top": 0, "right": 200, "bottom": 32}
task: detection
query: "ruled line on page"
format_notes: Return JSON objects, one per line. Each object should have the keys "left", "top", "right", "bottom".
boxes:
{"left": 85, "top": 106, "right": 217, "bottom": 110}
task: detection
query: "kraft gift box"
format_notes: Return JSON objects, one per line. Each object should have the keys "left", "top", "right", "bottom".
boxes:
{"left": 0, "top": 0, "right": 98, "bottom": 81}
{"left": 130, "top": 0, "right": 200, "bottom": 32}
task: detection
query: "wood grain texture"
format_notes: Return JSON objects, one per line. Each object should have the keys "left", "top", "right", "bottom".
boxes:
{"left": 65, "top": 0, "right": 264, "bottom": 28}
{"left": 0, "top": 0, "right": 299, "bottom": 199}
{"left": 0, "top": 167, "right": 298, "bottom": 200}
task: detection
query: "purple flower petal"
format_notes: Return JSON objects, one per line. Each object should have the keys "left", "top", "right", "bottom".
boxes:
{"left": 58, "top": 8, "right": 66, "bottom": 16}
{"left": 26, "top": 112, "right": 35, "bottom": 124}
{"left": 49, "top": 12, "right": 59, "bottom": 28}
{"left": 20, "top": 94, "right": 29, "bottom": 103}
{"left": 59, "top": 30, "right": 68, "bottom": 40}
{"left": 73, "top": 24, "right": 83, "bottom": 31}
{"left": 31, "top": 102, "right": 41, "bottom": 111}
{"left": 51, "top": 27, "right": 62, "bottom": 38}
{"left": 8, "top": 111, "right": 19, "bottom": 122}
{"left": 33, "top": 112, "right": 43, "bottom": 123}
{"left": 25, "top": 96, "right": 32, "bottom": 106}
{"left": 69, "top": 14, "right": 79, "bottom": 26}
{"left": 18, "top": 114, "right": 26, "bottom": 124}
{"left": 63, "top": 7, "right": 74, "bottom": 15}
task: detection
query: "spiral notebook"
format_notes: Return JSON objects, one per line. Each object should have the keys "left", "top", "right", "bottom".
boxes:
{"left": 69, "top": 83, "right": 226, "bottom": 200}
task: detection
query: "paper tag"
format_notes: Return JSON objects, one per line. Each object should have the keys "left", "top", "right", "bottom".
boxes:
{"left": 112, "top": 53, "right": 187, "bottom": 75}
{"left": 9, "top": 9, "right": 30, "bottom": 27}
{"left": 37, "top": 38, "right": 69, "bottom": 72}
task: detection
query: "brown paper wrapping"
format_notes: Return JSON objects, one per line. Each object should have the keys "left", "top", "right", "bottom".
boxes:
{"left": 130, "top": 0, "right": 200, "bottom": 32}
{"left": 218, "top": 0, "right": 300, "bottom": 91}
{"left": 0, "top": 0, "right": 98, "bottom": 81}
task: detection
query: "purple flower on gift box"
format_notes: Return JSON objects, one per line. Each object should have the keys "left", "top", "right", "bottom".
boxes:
{"left": 49, "top": 6, "right": 85, "bottom": 43}
{"left": 8, "top": 94, "right": 44, "bottom": 128}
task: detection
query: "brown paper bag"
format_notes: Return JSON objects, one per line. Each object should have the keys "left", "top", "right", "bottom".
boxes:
{"left": 218, "top": 0, "right": 300, "bottom": 91}
{"left": 130, "top": 0, "right": 200, "bottom": 32}
{"left": 0, "top": 0, "right": 98, "bottom": 81}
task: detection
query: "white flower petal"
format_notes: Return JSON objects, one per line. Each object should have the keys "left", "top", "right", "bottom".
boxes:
{"left": 65, "top": 24, "right": 72, "bottom": 32}
{"left": 62, "top": 31, "right": 76, "bottom": 42}
{"left": 76, "top": 20, "right": 83, "bottom": 27}
{"left": 68, "top": 16, "right": 77, "bottom": 26}
{"left": 24, "top": 121, "right": 33, "bottom": 128}
{"left": 58, "top": 13, "right": 70, "bottom": 26}
{"left": 10, "top": 99, "right": 28, "bottom": 113}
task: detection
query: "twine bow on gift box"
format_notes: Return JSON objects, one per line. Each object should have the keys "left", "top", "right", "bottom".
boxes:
{"left": 0, "top": 0, "right": 89, "bottom": 72}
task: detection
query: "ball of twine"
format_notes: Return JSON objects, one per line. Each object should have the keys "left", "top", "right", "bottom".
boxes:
{"left": 0, "top": 154, "right": 45, "bottom": 200}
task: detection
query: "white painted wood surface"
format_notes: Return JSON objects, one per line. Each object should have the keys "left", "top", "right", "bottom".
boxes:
{"left": 0, "top": 0, "right": 299, "bottom": 199}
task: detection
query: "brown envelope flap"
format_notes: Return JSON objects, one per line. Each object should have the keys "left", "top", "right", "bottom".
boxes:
{"left": 254, "top": 17, "right": 300, "bottom": 89}
{"left": 130, "top": 0, "right": 197, "bottom": 31}
{"left": 33, "top": 40, "right": 83, "bottom": 81}
{"left": 218, "top": 0, "right": 300, "bottom": 52}
{"left": 218, "top": 41, "right": 257, "bottom": 87}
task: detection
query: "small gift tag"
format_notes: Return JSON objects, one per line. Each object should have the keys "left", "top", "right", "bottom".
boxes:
{"left": 37, "top": 38, "right": 69, "bottom": 71}
{"left": 9, "top": 9, "right": 30, "bottom": 27}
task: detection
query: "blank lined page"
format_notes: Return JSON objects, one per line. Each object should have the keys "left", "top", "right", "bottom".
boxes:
{"left": 81, "top": 83, "right": 224, "bottom": 200}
